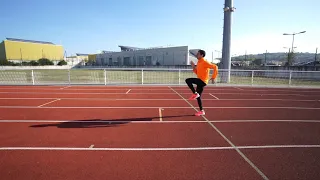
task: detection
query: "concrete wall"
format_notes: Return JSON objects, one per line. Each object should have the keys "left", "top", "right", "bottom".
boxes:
{"left": 3, "top": 40, "right": 64, "bottom": 61}
{"left": 95, "top": 46, "right": 189, "bottom": 66}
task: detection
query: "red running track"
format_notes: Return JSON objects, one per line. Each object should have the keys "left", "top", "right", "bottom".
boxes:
{"left": 0, "top": 85, "right": 320, "bottom": 180}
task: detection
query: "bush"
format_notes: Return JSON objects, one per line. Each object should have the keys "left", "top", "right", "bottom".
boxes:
{"left": 0, "top": 60, "right": 18, "bottom": 66}
{"left": 57, "top": 60, "right": 68, "bottom": 66}
{"left": 30, "top": 61, "right": 39, "bottom": 66}
{"left": 38, "top": 58, "right": 54, "bottom": 66}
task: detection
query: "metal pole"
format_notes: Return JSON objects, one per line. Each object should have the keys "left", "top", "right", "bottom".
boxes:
{"left": 178, "top": 69, "right": 181, "bottom": 85}
{"left": 251, "top": 70, "right": 254, "bottom": 85}
{"left": 31, "top": 70, "right": 35, "bottom": 85}
{"left": 68, "top": 69, "right": 71, "bottom": 85}
{"left": 141, "top": 69, "right": 144, "bottom": 85}
{"left": 291, "top": 34, "right": 295, "bottom": 53}
{"left": 289, "top": 71, "right": 292, "bottom": 86}
{"left": 104, "top": 69, "right": 107, "bottom": 85}
{"left": 245, "top": 50, "right": 247, "bottom": 61}
{"left": 20, "top": 48, "right": 22, "bottom": 61}
{"left": 265, "top": 50, "right": 267, "bottom": 65}
{"left": 315, "top": 47, "right": 318, "bottom": 67}
{"left": 212, "top": 51, "right": 213, "bottom": 63}
{"left": 287, "top": 48, "right": 291, "bottom": 67}
{"left": 221, "top": 0, "right": 235, "bottom": 83}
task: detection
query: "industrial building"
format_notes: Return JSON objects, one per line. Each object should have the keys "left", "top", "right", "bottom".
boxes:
{"left": 65, "top": 53, "right": 90, "bottom": 66}
{"left": 0, "top": 38, "right": 64, "bottom": 63}
{"left": 95, "top": 45, "right": 198, "bottom": 66}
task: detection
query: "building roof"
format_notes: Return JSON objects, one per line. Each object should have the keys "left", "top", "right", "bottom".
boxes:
{"left": 6, "top": 38, "right": 55, "bottom": 45}
{"left": 76, "top": 53, "right": 89, "bottom": 56}
{"left": 118, "top": 45, "right": 143, "bottom": 51}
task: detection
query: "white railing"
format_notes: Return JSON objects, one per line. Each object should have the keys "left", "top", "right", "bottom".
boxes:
{"left": 0, "top": 68, "right": 319, "bottom": 87}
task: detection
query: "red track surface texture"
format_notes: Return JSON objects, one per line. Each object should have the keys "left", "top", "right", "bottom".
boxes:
{"left": 0, "top": 85, "right": 320, "bottom": 180}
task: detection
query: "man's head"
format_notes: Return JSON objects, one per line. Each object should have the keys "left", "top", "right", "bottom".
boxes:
{"left": 197, "top": 50, "right": 206, "bottom": 59}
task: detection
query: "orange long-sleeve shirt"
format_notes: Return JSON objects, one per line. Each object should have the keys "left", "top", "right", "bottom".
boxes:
{"left": 193, "top": 58, "right": 218, "bottom": 84}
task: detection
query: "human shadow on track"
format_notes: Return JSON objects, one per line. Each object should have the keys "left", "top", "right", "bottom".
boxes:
{"left": 29, "top": 115, "right": 195, "bottom": 129}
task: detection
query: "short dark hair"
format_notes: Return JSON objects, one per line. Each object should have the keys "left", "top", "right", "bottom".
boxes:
{"left": 198, "top": 50, "right": 206, "bottom": 57}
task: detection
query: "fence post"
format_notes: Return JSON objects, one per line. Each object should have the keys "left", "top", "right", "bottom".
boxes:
{"left": 31, "top": 70, "right": 35, "bottom": 85}
{"left": 289, "top": 71, "right": 292, "bottom": 86}
{"left": 178, "top": 69, "right": 181, "bottom": 85}
{"left": 141, "top": 69, "right": 144, "bottom": 85}
{"left": 251, "top": 70, "right": 254, "bottom": 85}
{"left": 68, "top": 69, "right": 71, "bottom": 85}
{"left": 104, "top": 69, "right": 107, "bottom": 85}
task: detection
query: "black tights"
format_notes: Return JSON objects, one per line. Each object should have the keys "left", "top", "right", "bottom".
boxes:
{"left": 185, "top": 78, "right": 206, "bottom": 110}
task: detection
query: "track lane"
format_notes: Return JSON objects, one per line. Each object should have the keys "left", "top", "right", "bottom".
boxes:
{"left": 0, "top": 122, "right": 229, "bottom": 148}
{"left": 0, "top": 150, "right": 262, "bottom": 180}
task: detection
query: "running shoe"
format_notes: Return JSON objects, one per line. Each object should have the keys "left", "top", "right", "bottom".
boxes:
{"left": 188, "top": 93, "right": 200, "bottom": 100}
{"left": 195, "top": 110, "right": 205, "bottom": 116}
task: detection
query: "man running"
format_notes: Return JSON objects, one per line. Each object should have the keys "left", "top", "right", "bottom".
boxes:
{"left": 186, "top": 50, "right": 218, "bottom": 116}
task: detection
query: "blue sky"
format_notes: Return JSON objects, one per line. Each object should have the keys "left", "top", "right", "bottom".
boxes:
{"left": 1, "top": 0, "right": 319, "bottom": 59}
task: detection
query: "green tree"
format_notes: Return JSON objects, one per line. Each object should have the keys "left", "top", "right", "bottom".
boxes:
{"left": 286, "top": 52, "right": 295, "bottom": 66}
{"left": 57, "top": 60, "right": 68, "bottom": 66}
{"left": 252, "top": 59, "right": 262, "bottom": 66}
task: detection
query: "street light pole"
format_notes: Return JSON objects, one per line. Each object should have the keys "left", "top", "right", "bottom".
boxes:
{"left": 315, "top": 47, "right": 318, "bottom": 67}
{"left": 265, "top": 50, "right": 267, "bottom": 65}
{"left": 283, "top": 31, "right": 306, "bottom": 53}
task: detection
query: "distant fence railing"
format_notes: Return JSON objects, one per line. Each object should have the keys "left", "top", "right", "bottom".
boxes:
{"left": 0, "top": 66, "right": 73, "bottom": 70}
{"left": 0, "top": 68, "right": 319, "bottom": 87}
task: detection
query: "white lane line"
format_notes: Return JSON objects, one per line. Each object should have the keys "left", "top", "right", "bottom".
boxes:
{"left": 234, "top": 87, "right": 243, "bottom": 90}
{"left": 0, "top": 120, "right": 205, "bottom": 123}
{"left": 37, "top": 99, "right": 61, "bottom": 107}
{"left": 169, "top": 86, "right": 269, "bottom": 180}
{"left": 209, "top": 93, "right": 220, "bottom": 100}
{"left": 60, "top": 86, "right": 71, "bottom": 90}
{"left": 89, "top": 145, "right": 94, "bottom": 148}
{"left": 1, "top": 145, "right": 319, "bottom": 151}
{"left": 210, "top": 120, "right": 320, "bottom": 123}
{"left": 0, "top": 98, "right": 316, "bottom": 102}
{"left": 0, "top": 147, "right": 233, "bottom": 151}
{"left": 126, "top": 89, "right": 131, "bottom": 94}
{"left": 0, "top": 91, "right": 315, "bottom": 97}
{"left": 0, "top": 106, "right": 319, "bottom": 110}
{"left": 0, "top": 119, "right": 320, "bottom": 123}
{"left": 237, "top": 145, "right": 320, "bottom": 149}
{"left": 159, "top": 108, "right": 163, "bottom": 121}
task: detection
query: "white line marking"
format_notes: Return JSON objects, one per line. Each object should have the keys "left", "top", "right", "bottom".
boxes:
{"left": 209, "top": 93, "right": 219, "bottom": 100}
{"left": 37, "top": 99, "right": 61, "bottom": 107}
{"left": 0, "top": 91, "right": 316, "bottom": 97}
{"left": 237, "top": 145, "right": 320, "bottom": 149}
{"left": 1, "top": 86, "right": 319, "bottom": 92}
{"left": 1, "top": 120, "right": 320, "bottom": 123}
{"left": 1, "top": 145, "right": 319, "bottom": 151}
{"left": 0, "top": 98, "right": 316, "bottom": 102}
{"left": 234, "top": 87, "right": 243, "bottom": 90}
{"left": 210, "top": 120, "right": 320, "bottom": 123}
{"left": 0, "top": 146, "right": 233, "bottom": 151}
{"left": 126, "top": 89, "right": 131, "bottom": 94}
{"left": 169, "top": 86, "right": 269, "bottom": 180}
{"left": 0, "top": 106, "right": 319, "bottom": 110}
{"left": 0, "top": 120, "right": 204, "bottom": 123}
{"left": 159, "top": 108, "right": 163, "bottom": 121}
{"left": 89, "top": 145, "right": 94, "bottom": 148}
{"left": 60, "top": 86, "right": 71, "bottom": 90}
